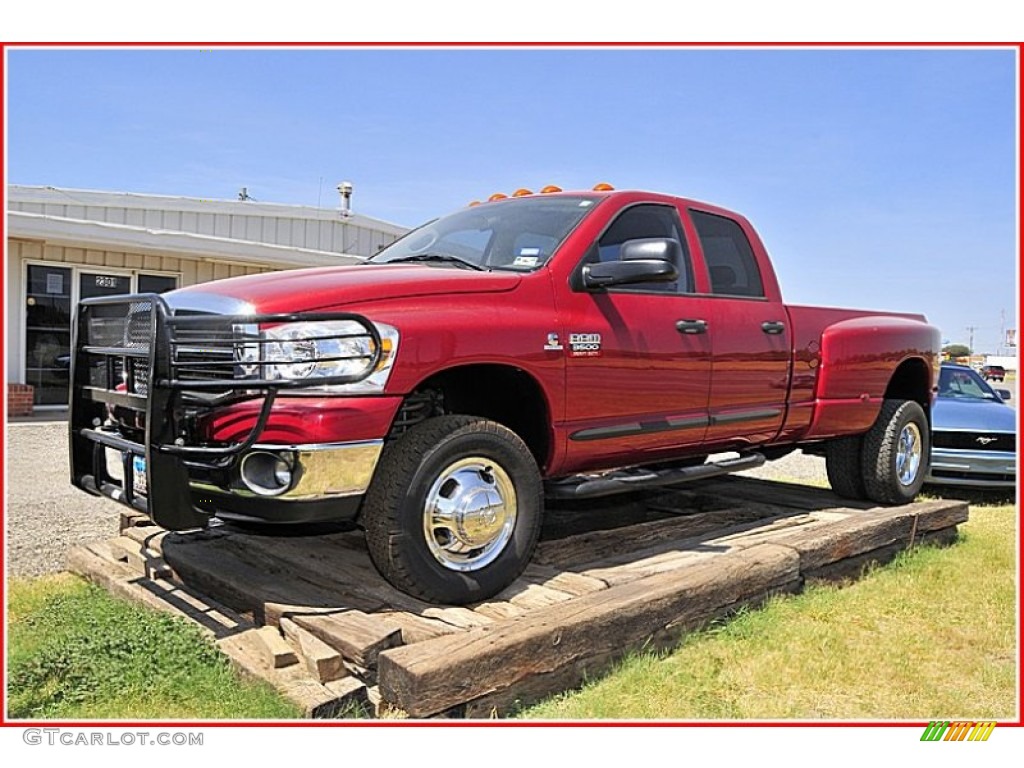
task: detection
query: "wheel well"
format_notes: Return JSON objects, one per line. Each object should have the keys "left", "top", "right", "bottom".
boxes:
{"left": 884, "top": 358, "right": 932, "bottom": 415}
{"left": 391, "top": 365, "right": 552, "bottom": 470}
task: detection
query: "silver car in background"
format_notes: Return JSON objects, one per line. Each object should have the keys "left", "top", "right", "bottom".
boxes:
{"left": 926, "top": 363, "right": 1017, "bottom": 489}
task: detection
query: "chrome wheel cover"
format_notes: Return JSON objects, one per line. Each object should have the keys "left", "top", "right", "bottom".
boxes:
{"left": 423, "top": 458, "right": 517, "bottom": 572}
{"left": 896, "top": 422, "right": 923, "bottom": 486}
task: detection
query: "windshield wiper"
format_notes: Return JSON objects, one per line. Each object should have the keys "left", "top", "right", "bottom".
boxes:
{"left": 384, "top": 254, "right": 486, "bottom": 271}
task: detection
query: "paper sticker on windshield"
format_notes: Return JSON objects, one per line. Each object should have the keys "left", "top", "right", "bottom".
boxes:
{"left": 569, "top": 333, "right": 602, "bottom": 357}
{"left": 578, "top": 200, "right": 594, "bottom": 207}
{"left": 513, "top": 254, "right": 539, "bottom": 267}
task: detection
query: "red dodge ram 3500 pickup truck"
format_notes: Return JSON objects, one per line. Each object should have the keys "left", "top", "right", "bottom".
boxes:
{"left": 70, "top": 188, "right": 941, "bottom": 603}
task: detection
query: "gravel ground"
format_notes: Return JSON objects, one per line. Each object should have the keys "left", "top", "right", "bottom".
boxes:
{"left": 5, "top": 418, "right": 831, "bottom": 579}
{"left": 6, "top": 421, "right": 119, "bottom": 578}
{"left": 739, "top": 449, "right": 828, "bottom": 485}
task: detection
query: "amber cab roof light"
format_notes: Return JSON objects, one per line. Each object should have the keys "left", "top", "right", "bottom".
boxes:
{"left": 471, "top": 183, "right": 607, "bottom": 206}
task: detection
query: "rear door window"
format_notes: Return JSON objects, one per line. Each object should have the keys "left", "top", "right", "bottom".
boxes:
{"left": 690, "top": 210, "right": 764, "bottom": 298}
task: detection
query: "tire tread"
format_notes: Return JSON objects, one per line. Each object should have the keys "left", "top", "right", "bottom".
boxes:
{"left": 361, "top": 415, "right": 541, "bottom": 604}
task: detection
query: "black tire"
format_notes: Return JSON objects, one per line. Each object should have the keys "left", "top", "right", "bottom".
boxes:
{"left": 861, "top": 399, "right": 929, "bottom": 505}
{"left": 361, "top": 415, "right": 543, "bottom": 605}
{"left": 825, "top": 436, "right": 867, "bottom": 500}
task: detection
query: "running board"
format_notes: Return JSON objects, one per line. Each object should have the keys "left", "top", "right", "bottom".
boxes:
{"left": 544, "top": 453, "right": 766, "bottom": 500}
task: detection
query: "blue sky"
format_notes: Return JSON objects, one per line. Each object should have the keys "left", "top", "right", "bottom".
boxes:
{"left": 7, "top": 48, "right": 1018, "bottom": 353}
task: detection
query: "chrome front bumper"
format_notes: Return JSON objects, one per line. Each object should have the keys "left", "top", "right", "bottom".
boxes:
{"left": 190, "top": 439, "right": 383, "bottom": 502}
{"left": 926, "top": 448, "right": 1017, "bottom": 488}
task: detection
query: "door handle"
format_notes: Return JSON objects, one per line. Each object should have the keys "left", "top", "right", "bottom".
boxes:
{"left": 676, "top": 319, "right": 708, "bottom": 335}
{"left": 761, "top": 320, "right": 786, "bottom": 335}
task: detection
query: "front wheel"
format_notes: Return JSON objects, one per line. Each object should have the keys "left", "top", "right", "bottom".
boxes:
{"left": 361, "top": 415, "right": 543, "bottom": 604}
{"left": 861, "top": 399, "right": 929, "bottom": 505}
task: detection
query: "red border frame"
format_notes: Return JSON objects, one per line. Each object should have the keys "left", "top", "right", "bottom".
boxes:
{"left": 1, "top": 40, "right": 1020, "bottom": 730}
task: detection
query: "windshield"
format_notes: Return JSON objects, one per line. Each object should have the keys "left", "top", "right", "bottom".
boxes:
{"left": 369, "top": 195, "right": 600, "bottom": 271}
{"left": 938, "top": 367, "right": 1000, "bottom": 401}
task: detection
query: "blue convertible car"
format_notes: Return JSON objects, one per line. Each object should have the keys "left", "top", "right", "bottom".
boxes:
{"left": 926, "top": 363, "right": 1017, "bottom": 489}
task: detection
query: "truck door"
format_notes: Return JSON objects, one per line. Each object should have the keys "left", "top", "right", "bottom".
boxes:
{"left": 559, "top": 203, "right": 713, "bottom": 472}
{"left": 687, "top": 208, "right": 791, "bottom": 448}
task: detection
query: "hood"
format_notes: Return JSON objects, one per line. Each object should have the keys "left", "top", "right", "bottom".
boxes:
{"left": 932, "top": 397, "right": 1017, "bottom": 433}
{"left": 165, "top": 263, "right": 522, "bottom": 314}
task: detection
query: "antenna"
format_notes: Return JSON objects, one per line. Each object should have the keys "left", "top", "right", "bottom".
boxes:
{"left": 337, "top": 181, "right": 353, "bottom": 218}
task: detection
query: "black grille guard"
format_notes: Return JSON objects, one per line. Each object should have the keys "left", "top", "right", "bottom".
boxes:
{"left": 69, "top": 292, "right": 383, "bottom": 530}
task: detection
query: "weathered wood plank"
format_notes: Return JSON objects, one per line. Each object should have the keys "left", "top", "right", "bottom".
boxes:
{"left": 534, "top": 504, "right": 787, "bottom": 568}
{"left": 908, "top": 500, "right": 970, "bottom": 533}
{"left": 805, "top": 525, "right": 961, "bottom": 583}
{"left": 766, "top": 501, "right": 966, "bottom": 572}
{"left": 421, "top": 606, "right": 494, "bottom": 629}
{"left": 378, "top": 543, "right": 801, "bottom": 717}
{"left": 471, "top": 601, "right": 526, "bottom": 621}
{"left": 159, "top": 536, "right": 371, "bottom": 623}
{"left": 217, "top": 629, "right": 365, "bottom": 717}
{"left": 583, "top": 550, "right": 716, "bottom": 586}
{"left": 166, "top": 533, "right": 387, "bottom": 613}
{"left": 375, "top": 611, "right": 462, "bottom": 645}
{"left": 495, "top": 581, "right": 576, "bottom": 610}
{"left": 575, "top": 512, "right": 819, "bottom": 586}
{"left": 520, "top": 564, "right": 608, "bottom": 595}
{"left": 209, "top": 531, "right": 440, "bottom": 615}
{"left": 119, "top": 510, "right": 154, "bottom": 533}
{"left": 291, "top": 611, "right": 403, "bottom": 667}
{"left": 68, "top": 543, "right": 253, "bottom": 638}
{"left": 108, "top": 535, "right": 172, "bottom": 580}
{"left": 253, "top": 626, "right": 299, "bottom": 668}
{"left": 281, "top": 618, "right": 347, "bottom": 683}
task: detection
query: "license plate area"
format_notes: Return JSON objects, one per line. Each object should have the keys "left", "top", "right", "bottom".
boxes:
{"left": 132, "top": 455, "right": 148, "bottom": 497}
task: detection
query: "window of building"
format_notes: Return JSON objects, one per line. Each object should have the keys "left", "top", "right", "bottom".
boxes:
{"left": 138, "top": 273, "right": 178, "bottom": 294}
{"left": 690, "top": 210, "right": 764, "bottom": 298}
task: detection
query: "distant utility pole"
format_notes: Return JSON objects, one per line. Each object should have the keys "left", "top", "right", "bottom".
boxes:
{"left": 966, "top": 325, "right": 978, "bottom": 355}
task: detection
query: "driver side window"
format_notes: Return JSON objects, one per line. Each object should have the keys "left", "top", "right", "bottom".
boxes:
{"left": 586, "top": 204, "right": 692, "bottom": 293}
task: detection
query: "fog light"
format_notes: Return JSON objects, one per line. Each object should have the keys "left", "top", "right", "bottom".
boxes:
{"left": 239, "top": 451, "right": 294, "bottom": 496}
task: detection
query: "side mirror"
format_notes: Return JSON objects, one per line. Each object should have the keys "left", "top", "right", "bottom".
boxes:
{"left": 620, "top": 238, "right": 681, "bottom": 263}
{"left": 997, "top": 388, "right": 1012, "bottom": 401}
{"left": 582, "top": 238, "right": 681, "bottom": 290}
{"left": 582, "top": 258, "right": 678, "bottom": 289}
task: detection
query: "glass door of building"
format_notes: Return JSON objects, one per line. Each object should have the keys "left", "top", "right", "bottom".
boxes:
{"left": 25, "top": 265, "right": 73, "bottom": 405}
{"left": 23, "top": 267, "right": 179, "bottom": 407}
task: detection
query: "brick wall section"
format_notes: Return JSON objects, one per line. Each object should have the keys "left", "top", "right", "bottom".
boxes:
{"left": 7, "top": 383, "right": 34, "bottom": 416}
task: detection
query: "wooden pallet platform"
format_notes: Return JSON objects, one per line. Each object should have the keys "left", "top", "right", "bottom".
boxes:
{"left": 67, "top": 476, "right": 968, "bottom": 718}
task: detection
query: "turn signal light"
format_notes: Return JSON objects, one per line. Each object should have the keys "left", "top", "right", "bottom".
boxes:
{"left": 592, "top": 182, "right": 615, "bottom": 191}
{"left": 512, "top": 188, "right": 533, "bottom": 197}
{"left": 540, "top": 185, "right": 562, "bottom": 193}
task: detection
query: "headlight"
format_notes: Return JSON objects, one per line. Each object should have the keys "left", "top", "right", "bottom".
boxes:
{"left": 263, "top": 320, "right": 399, "bottom": 393}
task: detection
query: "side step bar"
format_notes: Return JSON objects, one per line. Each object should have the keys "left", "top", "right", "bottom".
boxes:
{"left": 545, "top": 453, "right": 766, "bottom": 500}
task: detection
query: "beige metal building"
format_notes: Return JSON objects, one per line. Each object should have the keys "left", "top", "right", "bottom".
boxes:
{"left": 6, "top": 185, "right": 408, "bottom": 410}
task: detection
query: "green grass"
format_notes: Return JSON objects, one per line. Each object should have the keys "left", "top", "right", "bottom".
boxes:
{"left": 6, "top": 574, "right": 301, "bottom": 720}
{"left": 520, "top": 504, "right": 1017, "bottom": 720}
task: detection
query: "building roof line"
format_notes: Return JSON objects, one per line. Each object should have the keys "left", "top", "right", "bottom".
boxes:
{"left": 8, "top": 184, "right": 409, "bottom": 234}
{"left": 8, "top": 211, "right": 364, "bottom": 269}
